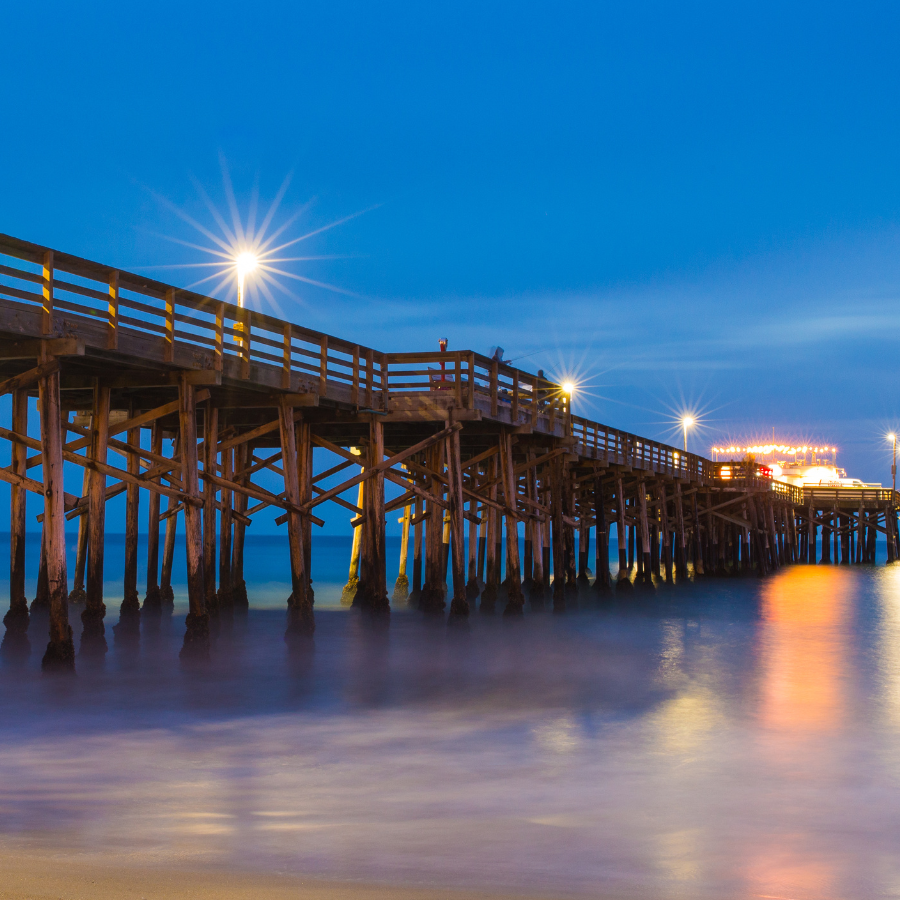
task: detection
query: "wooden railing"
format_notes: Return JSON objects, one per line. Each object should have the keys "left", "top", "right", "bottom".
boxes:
{"left": 803, "top": 486, "right": 898, "bottom": 505}
{"left": 0, "top": 232, "right": 713, "bottom": 481}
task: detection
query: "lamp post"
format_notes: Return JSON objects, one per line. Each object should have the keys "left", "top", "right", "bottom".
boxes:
{"left": 681, "top": 416, "right": 694, "bottom": 453}
{"left": 236, "top": 252, "right": 257, "bottom": 308}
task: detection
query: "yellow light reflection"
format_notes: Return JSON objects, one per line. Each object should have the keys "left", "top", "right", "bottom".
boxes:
{"left": 759, "top": 566, "right": 851, "bottom": 733}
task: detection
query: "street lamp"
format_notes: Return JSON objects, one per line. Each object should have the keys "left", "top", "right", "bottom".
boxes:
{"left": 681, "top": 416, "right": 695, "bottom": 453}
{"left": 236, "top": 252, "right": 257, "bottom": 308}
{"left": 890, "top": 433, "right": 897, "bottom": 493}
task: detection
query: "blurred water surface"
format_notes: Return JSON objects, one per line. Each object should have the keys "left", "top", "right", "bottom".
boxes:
{"left": 2, "top": 535, "right": 900, "bottom": 899}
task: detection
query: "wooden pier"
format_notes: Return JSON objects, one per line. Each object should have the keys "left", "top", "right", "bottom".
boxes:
{"left": 0, "top": 233, "right": 897, "bottom": 670}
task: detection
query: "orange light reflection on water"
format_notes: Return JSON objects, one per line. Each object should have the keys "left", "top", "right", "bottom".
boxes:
{"left": 759, "top": 566, "right": 852, "bottom": 733}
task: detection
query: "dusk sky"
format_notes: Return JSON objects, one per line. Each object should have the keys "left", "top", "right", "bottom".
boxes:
{"left": 3, "top": 1, "right": 900, "bottom": 517}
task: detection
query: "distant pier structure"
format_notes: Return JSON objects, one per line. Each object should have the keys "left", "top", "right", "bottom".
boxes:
{"left": 0, "top": 233, "right": 897, "bottom": 670}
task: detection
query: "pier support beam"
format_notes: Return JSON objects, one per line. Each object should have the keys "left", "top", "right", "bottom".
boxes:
{"left": 143, "top": 424, "right": 163, "bottom": 610}
{"left": 121, "top": 421, "right": 141, "bottom": 616}
{"left": 231, "top": 442, "right": 249, "bottom": 608}
{"left": 593, "top": 473, "right": 610, "bottom": 593}
{"left": 83, "top": 382, "right": 110, "bottom": 649}
{"left": 178, "top": 376, "right": 208, "bottom": 659}
{"left": 5, "top": 390, "right": 29, "bottom": 632}
{"left": 278, "top": 399, "right": 314, "bottom": 633}
{"left": 500, "top": 431, "right": 524, "bottom": 615}
{"left": 203, "top": 403, "right": 218, "bottom": 614}
{"left": 39, "top": 358, "right": 74, "bottom": 671}
{"left": 447, "top": 424, "right": 469, "bottom": 616}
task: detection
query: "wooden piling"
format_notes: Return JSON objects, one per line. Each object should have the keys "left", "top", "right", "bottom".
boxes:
{"left": 447, "top": 423, "right": 469, "bottom": 616}
{"left": 120, "top": 420, "right": 141, "bottom": 616}
{"left": 38, "top": 358, "right": 74, "bottom": 670}
{"left": 203, "top": 403, "right": 218, "bottom": 614}
{"left": 500, "top": 431, "right": 524, "bottom": 615}
{"left": 217, "top": 443, "right": 234, "bottom": 608}
{"left": 551, "top": 454, "right": 566, "bottom": 611}
{"left": 616, "top": 477, "right": 629, "bottom": 584}
{"left": 393, "top": 496, "right": 412, "bottom": 603}
{"left": 143, "top": 424, "right": 163, "bottom": 609}
{"left": 594, "top": 473, "right": 610, "bottom": 592}
{"left": 231, "top": 441, "right": 249, "bottom": 608}
{"left": 178, "top": 376, "right": 208, "bottom": 657}
{"left": 5, "top": 390, "right": 29, "bottom": 630}
{"left": 278, "top": 399, "right": 314, "bottom": 632}
{"left": 84, "top": 382, "right": 111, "bottom": 642}
{"left": 638, "top": 479, "right": 651, "bottom": 582}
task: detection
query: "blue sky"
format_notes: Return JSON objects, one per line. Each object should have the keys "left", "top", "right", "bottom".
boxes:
{"left": 2, "top": 1, "right": 900, "bottom": 532}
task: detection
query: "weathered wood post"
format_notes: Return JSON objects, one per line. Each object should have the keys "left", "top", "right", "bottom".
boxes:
{"left": 231, "top": 441, "right": 249, "bottom": 608}
{"left": 674, "top": 481, "right": 687, "bottom": 580}
{"left": 84, "top": 382, "right": 111, "bottom": 647}
{"left": 692, "top": 492, "right": 705, "bottom": 576}
{"left": 278, "top": 399, "right": 314, "bottom": 633}
{"left": 366, "top": 418, "right": 390, "bottom": 613}
{"left": 808, "top": 499, "right": 817, "bottom": 565}
{"left": 562, "top": 462, "right": 578, "bottom": 604}
{"left": 659, "top": 482, "right": 672, "bottom": 583}
{"left": 638, "top": 478, "right": 652, "bottom": 582}
{"left": 143, "top": 424, "right": 163, "bottom": 610}
{"left": 411, "top": 493, "right": 423, "bottom": 603}
{"left": 501, "top": 431, "right": 525, "bottom": 615}
{"left": 121, "top": 419, "right": 141, "bottom": 616}
{"left": 447, "top": 423, "right": 470, "bottom": 616}
{"left": 39, "top": 356, "right": 74, "bottom": 670}
{"left": 476, "top": 470, "right": 487, "bottom": 587}
{"left": 299, "top": 421, "right": 314, "bottom": 603}
{"left": 68, "top": 467, "right": 90, "bottom": 604}
{"left": 616, "top": 477, "right": 629, "bottom": 585}
{"left": 393, "top": 497, "right": 412, "bottom": 603}
{"left": 821, "top": 507, "right": 831, "bottom": 564}
{"left": 178, "top": 375, "right": 208, "bottom": 658}
{"left": 422, "top": 442, "right": 447, "bottom": 612}
{"left": 217, "top": 442, "right": 234, "bottom": 608}
{"left": 551, "top": 453, "right": 566, "bottom": 611}
{"left": 202, "top": 403, "right": 218, "bottom": 614}
{"left": 856, "top": 502, "right": 864, "bottom": 564}
{"left": 466, "top": 498, "right": 481, "bottom": 601}
{"left": 5, "top": 390, "right": 29, "bottom": 631}
{"left": 342, "top": 464, "right": 365, "bottom": 604}
{"left": 159, "top": 498, "right": 178, "bottom": 605}
{"left": 593, "top": 473, "right": 611, "bottom": 592}
{"left": 480, "top": 454, "right": 500, "bottom": 613}
{"left": 577, "top": 512, "right": 590, "bottom": 590}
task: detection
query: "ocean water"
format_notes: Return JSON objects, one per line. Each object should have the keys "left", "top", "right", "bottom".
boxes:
{"left": 1, "top": 534, "right": 900, "bottom": 898}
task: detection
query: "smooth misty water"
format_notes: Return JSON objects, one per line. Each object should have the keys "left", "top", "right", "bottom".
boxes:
{"left": 2, "top": 534, "right": 900, "bottom": 899}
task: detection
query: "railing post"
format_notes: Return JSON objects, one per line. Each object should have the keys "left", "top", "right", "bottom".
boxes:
{"left": 214, "top": 301, "right": 224, "bottom": 372}
{"left": 352, "top": 345, "right": 360, "bottom": 406}
{"left": 282, "top": 322, "right": 292, "bottom": 390}
{"left": 107, "top": 270, "right": 119, "bottom": 350}
{"left": 366, "top": 349, "right": 374, "bottom": 407}
{"left": 490, "top": 359, "right": 498, "bottom": 417}
{"left": 41, "top": 250, "right": 54, "bottom": 336}
{"left": 164, "top": 288, "right": 175, "bottom": 363}
{"left": 455, "top": 352, "right": 462, "bottom": 407}
{"left": 381, "top": 353, "right": 389, "bottom": 410}
{"left": 240, "top": 308, "right": 251, "bottom": 380}
{"left": 511, "top": 369, "right": 519, "bottom": 422}
{"left": 319, "top": 335, "right": 329, "bottom": 397}
{"left": 467, "top": 352, "right": 475, "bottom": 410}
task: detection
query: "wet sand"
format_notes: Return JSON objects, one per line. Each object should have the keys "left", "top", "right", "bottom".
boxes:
{"left": 0, "top": 850, "right": 572, "bottom": 900}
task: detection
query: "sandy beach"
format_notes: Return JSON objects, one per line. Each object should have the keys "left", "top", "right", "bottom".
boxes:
{"left": 0, "top": 850, "right": 576, "bottom": 900}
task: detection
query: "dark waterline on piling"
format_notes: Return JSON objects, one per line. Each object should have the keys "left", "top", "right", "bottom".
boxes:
{"left": 2, "top": 537, "right": 900, "bottom": 898}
